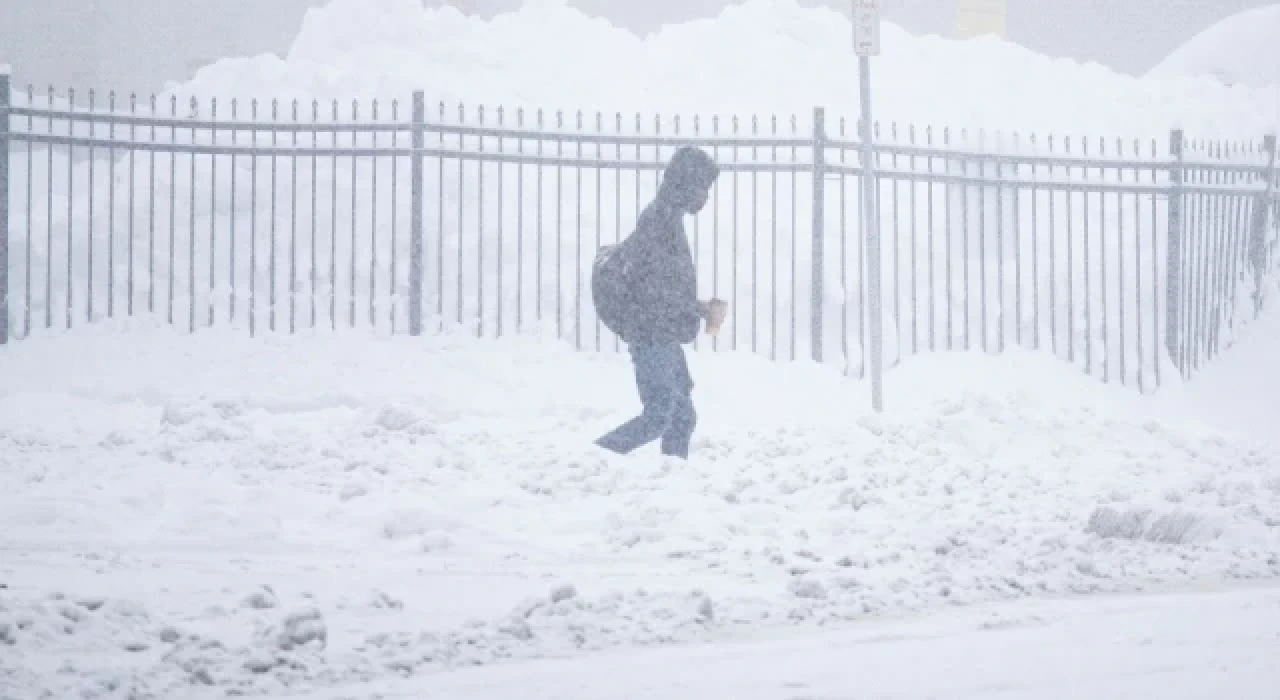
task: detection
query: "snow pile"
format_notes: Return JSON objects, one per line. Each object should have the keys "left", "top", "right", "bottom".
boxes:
{"left": 1168, "top": 300, "right": 1280, "bottom": 438}
{"left": 1149, "top": 4, "right": 1280, "bottom": 90}
{"left": 165, "top": 0, "right": 1280, "bottom": 137}
{"left": 1, "top": 321, "right": 1278, "bottom": 696}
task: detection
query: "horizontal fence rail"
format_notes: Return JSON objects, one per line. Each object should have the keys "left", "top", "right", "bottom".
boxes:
{"left": 3, "top": 77, "right": 1278, "bottom": 395}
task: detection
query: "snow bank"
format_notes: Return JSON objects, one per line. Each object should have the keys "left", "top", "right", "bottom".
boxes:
{"left": 173, "top": 0, "right": 1278, "bottom": 137}
{"left": 1, "top": 321, "right": 1278, "bottom": 696}
{"left": 1149, "top": 5, "right": 1280, "bottom": 90}
{"left": 1168, "top": 300, "right": 1280, "bottom": 438}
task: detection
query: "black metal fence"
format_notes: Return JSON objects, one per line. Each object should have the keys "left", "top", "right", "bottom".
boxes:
{"left": 2, "top": 75, "right": 1278, "bottom": 394}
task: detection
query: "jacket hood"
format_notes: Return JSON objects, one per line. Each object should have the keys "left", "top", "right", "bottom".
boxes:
{"left": 658, "top": 147, "right": 720, "bottom": 211}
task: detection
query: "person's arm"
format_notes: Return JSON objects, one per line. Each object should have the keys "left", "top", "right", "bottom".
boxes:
{"left": 630, "top": 243, "right": 703, "bottom": 321}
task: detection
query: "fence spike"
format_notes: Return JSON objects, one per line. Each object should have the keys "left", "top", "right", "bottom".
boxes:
{"left": 595, "top": 110, "right": 602, "bottom": 131}
{"left": 392, "top": 98, "right": 399, "bottom": 120}
{"left": 925, "top": 124, "right": 932, "bottom": 145}
{"left": 693, "top": 114, "right": 701, "bottom": 135}
{"left": 732, "top": 115, "right": 739, "bottom": 134}
{"left": 654, "top": 113, "right": 661, "bottom": 134}
{"left": 334, "top": 99, "right": 341, "bottom": 120}
{"left": 614, "top": 111, "right": 620, "bottom": 132}
{"left": 839, "top": 116, "right": 845, "bottom": 137}
{"left": 943, "top": 126, "right": 950, "bottom": 146}
{"left": 210, "top": 97, "right": 217, "bottom": 120}
{"left": 712, "top": 114, "right": 720, "bottom": 134}
{"left": 537, "top": 108, "right": 545, "bottom": 128}
{"left": 517, "top": 107, "right": 525, "bottom": 127}
{"left": 291, "top": 98, "right": 298, "bottom": 120}
{"left": 557, "top": 110, "right": 564, "bottom": 129}
{"left": 478, "top": 104, "right": 485, "bottom": 124}
{"left": 371, "top": 98, "right": 379, "bottom": 120}
{"left": 891, "top": 121, "right": 898, "bottom": 142}
{"left": 751, "top": 115, "right": 758, "bottom": 134}
{"left": 496, "top": 105, "right": 504, "bottom": 125}
{"left": 673, "top": 114, "right": 681, "bottom": 134}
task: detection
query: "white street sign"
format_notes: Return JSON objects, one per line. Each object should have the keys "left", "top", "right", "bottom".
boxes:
{"left": 852, "top": 0, "right": 881, "bottom": 56}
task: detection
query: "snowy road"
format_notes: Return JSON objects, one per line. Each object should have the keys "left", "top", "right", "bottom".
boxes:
{"left": 307, "top": 586, "right": 1280, "bottom": 700}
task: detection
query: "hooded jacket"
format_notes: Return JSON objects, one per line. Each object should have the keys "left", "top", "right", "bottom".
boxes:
{"left": 618, "top": 147, "right": 720, "bottom": 345}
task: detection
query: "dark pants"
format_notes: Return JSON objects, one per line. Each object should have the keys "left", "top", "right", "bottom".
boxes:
{"left": 595, "top": 341, "right": 697, "bottom": 459}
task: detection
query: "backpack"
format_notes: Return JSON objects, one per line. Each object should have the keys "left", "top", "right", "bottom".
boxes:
{"left": 591, "top": 242, "right": 636, "bottom": 339}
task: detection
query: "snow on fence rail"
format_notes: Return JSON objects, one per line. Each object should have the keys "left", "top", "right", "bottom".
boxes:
{"left": 2, "top": 77, "right": 1278, "bottom": 394}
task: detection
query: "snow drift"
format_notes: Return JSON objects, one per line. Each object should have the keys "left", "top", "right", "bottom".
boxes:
{"left": 173, "top": 0, "right": 1279, "bottom": 136}
{"left": 1149, "top": 4, "right": 1280, "bottom": 90}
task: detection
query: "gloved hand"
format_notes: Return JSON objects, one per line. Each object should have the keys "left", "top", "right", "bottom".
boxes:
{"left": 701, "top": 299, "right": 728, "bottom": 335}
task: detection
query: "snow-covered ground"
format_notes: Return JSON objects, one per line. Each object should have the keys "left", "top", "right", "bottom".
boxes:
{"left": 4, "top": 2, "right": 1280, "bottom": 698}
{"left": 2, "top": 318, "right": 1279, "bottom": 698}
{"left": 301, "top": 586, "right": 1280, "bottom": 700}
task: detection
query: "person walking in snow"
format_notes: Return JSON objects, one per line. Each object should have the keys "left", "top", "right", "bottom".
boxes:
{"left": 593, "top": 146, "right": 727, "bottom": 460}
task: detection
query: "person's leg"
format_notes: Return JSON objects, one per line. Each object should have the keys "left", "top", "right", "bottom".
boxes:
{"left": 660, "top": 393, "right": 696, "bottom": 458}
{"left": 594, "top": 343, "right": 682, "bottom": 455}
{"left": 660, "top": 346, "right": 696, "bottom": 459}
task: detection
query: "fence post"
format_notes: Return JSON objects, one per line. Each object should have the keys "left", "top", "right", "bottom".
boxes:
{"left": 0, "top": 71, "right": 10, "bottom": 346}
{"left": 1250, "top": 134, "right": 1277, "bottom": 312}
{"left": 1165, "top": 129, "right": 1185, "bottom": 374}
{"left": 811, "top": 106, "right": 826, "bottom": 364}
{"left": 409, "top": 90, "right": 425, "bottom": 336}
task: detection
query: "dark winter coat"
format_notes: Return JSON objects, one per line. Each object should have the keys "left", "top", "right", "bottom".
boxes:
{"left": 618, "top": 198, "right": 703, "bottom": 345}
{"left": 610, "top": 146, "right": 719, "bottom": 345}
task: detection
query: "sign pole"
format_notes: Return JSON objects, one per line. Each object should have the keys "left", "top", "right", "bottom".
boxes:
{"left": 852, "top": 0, "right": 884, "bottom": 412}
